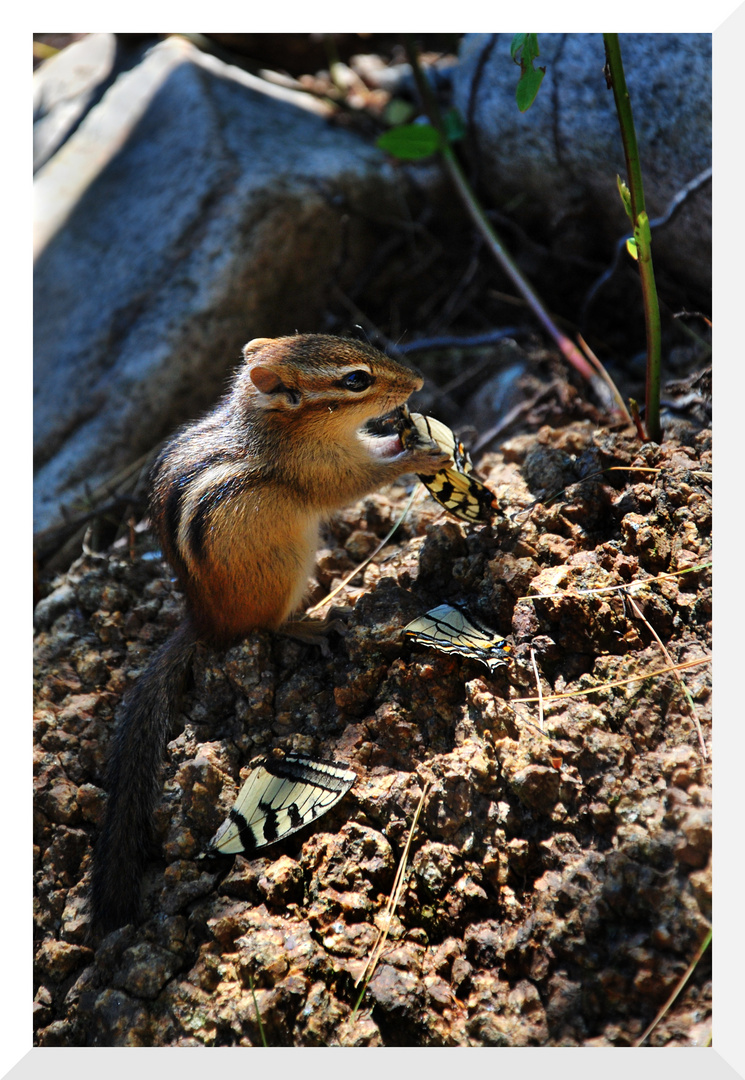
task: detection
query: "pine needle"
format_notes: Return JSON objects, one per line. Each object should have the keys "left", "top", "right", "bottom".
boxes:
{"left": 512, "top": 655, "right": 709, "bottom": 704}
{"left": 304, "top": 486, "right": 420, "bottom": 617}
{"left": 351, "top": 780, "right": 431, "bottom": 1022}
{"left": 626, "top": 592, "right": 708, "bottom": 758}
{"left": 529, "top": 647, "right": 545, "bottom": 733}
{"left": 633, "top": 929, "right": 711, "bottom": 1046}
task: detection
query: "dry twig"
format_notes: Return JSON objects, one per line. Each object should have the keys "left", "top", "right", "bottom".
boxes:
{"left": 351, "top": 781, "right": 431, "bottom": 1021}
{"left": 512, "top": 656, "right": 709, "bottom": 705}
{"left": 633, "top": 929, "right": 712, "bottom": 1047}
{"left": 626, "top": 592, "right": 707, "bottom": 758}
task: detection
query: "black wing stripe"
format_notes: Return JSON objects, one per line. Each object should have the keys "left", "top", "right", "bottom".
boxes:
{"left": 206, "top": 755, "right": 356, "bottom": 855}
{"left": 261, "top": 755, "right": 357, "bottom": 792}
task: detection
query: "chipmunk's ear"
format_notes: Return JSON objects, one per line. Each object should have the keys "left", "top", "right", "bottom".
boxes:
{"left": 245, "top": 357, "right": 302, "bottom": 406}
{"left": 241, "top": 339, "right": 301, "bottom": 405}
{"left": 243, "top": 339, "right": 283, "bottom": 392}
{"left": 248, "top": 363, "right": 284, "bottom": 394}
{"left": 243, "top": 338, "right": 274, "bottom": 356}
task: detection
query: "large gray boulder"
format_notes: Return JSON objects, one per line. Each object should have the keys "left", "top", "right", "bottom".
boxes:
{"left": 33, "top": 36, "right": 402, "bottom": 535}
{"left": 453, "top": 33, "right": 711, "bottom": 303}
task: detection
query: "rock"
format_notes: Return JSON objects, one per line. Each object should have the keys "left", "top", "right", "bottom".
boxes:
{"left": 366, "top": 963, "right": 426, "bottom": 1020}
{"left": 33, "top": 36, "right": 407, "bottom": 535}
{"left": 33, "top": 34, "right": 160, "bottom": 173}
{"left": 35, "top": 940, "right": 94, "bottom": 982}
{"left": 258, "top": 855, "right": 305, "bottom": 907}
{"left": 112, "top": 942, "right": 182, "bottom": 999}
{"left": 33, "top": 34, "right": 118, "bottom": 172}
{"left": 33, "top": 580, "right": 77, "bottom": 631}
{"left": 453, "top": 34, "right": 711, "bottom": 305}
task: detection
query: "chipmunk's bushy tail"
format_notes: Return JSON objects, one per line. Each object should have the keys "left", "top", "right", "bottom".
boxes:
{"left": 90, "top": 619, "right": 197, "bottom": 932}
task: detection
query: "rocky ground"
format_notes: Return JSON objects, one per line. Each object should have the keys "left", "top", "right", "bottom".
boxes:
{"left": 33, "top": 382, "right": 712, "bottom": 1046}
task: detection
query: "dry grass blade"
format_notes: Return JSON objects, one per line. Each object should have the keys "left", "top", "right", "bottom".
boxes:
{"left": 516, "top": 561, "right": 711, "bottom": 604}
{"left": 577, "top": 333, "right": 632, "bottom": 423}
{"left": 633, "top": 929, "right": 711, "bottom": 1046}
{"left": 304, "top": 487, "right": 419, "bottom": 617}
{"left": 351, "top": 780, "right": 431, "bottom": 1022}
{"left": 606, "top": 466, "right": 661, "bottom": 474}
{"left": 529, "top": 647, "right": 545, "bottom": 733}
{"left": 512, "top": 656, "right": 709, "bottom": 704}
{"left": 626, "top": 592, "right": 708, "bottom": 758}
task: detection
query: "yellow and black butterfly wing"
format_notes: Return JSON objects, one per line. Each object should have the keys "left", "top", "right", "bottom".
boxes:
{"left": 400, "top": 410, "right": 473, "bottom": 474}
{"left": 404, "top": 603, "right": 513, "bottom": 672}
{"left": 398, "top": 408, "right": 497, "bottom": 524}
{"left": 417, "top": 468, "right": 497, "bottom": 524}
{"left": 206, "top": 753, "right": 356, "bottom": 856}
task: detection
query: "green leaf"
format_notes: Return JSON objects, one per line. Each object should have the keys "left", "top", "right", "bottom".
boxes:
{"left": 511, "top": 32, "right": 540, "bottom": 67}
{"left": 384, "top": 98, "right": 416, "bottom": 127}
{"left": 516, "top": 66, "right": 545, "bottom": 112}
{"left": 625, "top": 236, "right": 638, "bottom": 260}
{"left": 443, "top": 107, "right": 466, "bottom": 143}
{"left": 376, "top": 123, "right": 442, "bottom": 160}
{"left": 617, "top": 175, "right": 633, "bottom": 220}
{"left": 510, "top": 34, "right": 528, "bottom": 62}
{"left": 524, "top": 33, "right": 541, "bottom": 66}
{"left": 511, "top": 33, "right": 545, "bottom": 111}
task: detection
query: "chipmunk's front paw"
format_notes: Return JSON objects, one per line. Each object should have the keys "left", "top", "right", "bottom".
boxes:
{"left": 403, "top": 444, "right": 453, "bottom": 476}
{"left": 281, "top": 607, "right": 351, "bottom": 654}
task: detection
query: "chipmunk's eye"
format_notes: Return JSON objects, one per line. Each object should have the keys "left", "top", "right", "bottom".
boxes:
{"left": 339, "top": 370, "right": 373, "bottom": 392}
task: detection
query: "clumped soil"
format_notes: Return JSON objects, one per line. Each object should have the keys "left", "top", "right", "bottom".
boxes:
{"left": 33, "top": 395, "right": 712, "bottom": 1047}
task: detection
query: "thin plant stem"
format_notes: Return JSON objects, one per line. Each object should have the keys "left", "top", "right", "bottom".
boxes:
{"left": 529, "top": 647, "right": 545, "bottom": 733}
{"left": 512, "top": 655, "right": 709, "bottom": 703}
{"left": 442, "top": 145, "right": 598, "bottom": 382}
{"left": 633, "top": 929, "right": 711, "bottom": 1046}
{"left": 247, "top": 974, "right": 268, "bottom": 1047}
{"left": 351, "top": 781, "right": 431, "bottom": 1022}
{"left": 626, "top": 593, "right": 707, "bottom": 758}
{"left": 303, "top": 486, "right": 419, "bottom": 616}
{"left": 603, "top": 33, "right": 663, "bottom": 442}
{"left": 402, "top": 37, "right": 603, "bottom": 390}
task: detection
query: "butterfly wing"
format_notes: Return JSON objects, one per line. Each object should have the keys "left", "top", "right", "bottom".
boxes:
{"left": 419, "top": 468, "right": 497, "bottom": 524}
{"left": 206, "top": 753, "right": 356, "bottom": 856}
{"left": 404, "top": 603, "right": 512, "bottom": 672}
{"left": 399, "top": 408, "right": 497, "bottom": 523}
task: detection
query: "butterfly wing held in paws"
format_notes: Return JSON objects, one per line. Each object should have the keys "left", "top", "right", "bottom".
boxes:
{"left": 398, "top": 408, "right": 497, "bottom": 523}
{"left": 404, "top": 603, "right": 513, "bottom": 672}
{"left": 206, "top": 753, "right": 357, "bottom": 856}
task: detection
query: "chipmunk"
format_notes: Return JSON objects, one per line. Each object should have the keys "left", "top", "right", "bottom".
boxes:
{"left": 90, "top": 334, "right": 452, "bottom": 932}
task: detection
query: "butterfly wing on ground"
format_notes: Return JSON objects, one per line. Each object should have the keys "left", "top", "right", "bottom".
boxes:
{"left": 206, "top": 753, "right": 357, "bottom": 856}
{"left": 404, "top": 603, "right": 512, "bottom": 672}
